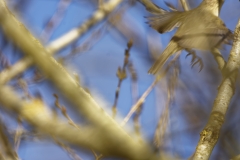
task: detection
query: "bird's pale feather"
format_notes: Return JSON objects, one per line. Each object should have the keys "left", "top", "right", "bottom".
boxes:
{"left": 148, "top": 41, "right": 180, "bottom": 74}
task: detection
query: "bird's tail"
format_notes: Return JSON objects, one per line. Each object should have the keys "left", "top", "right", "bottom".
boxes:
{"left": 147, "top": 11, "right": 185, "bottom": 33}
{"left": 148, "top": 41, "right": 179, "bottom": 75}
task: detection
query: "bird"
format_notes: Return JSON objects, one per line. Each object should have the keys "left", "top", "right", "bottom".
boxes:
{"left": 146, "top": 0, "right": 232, "bottom": 74}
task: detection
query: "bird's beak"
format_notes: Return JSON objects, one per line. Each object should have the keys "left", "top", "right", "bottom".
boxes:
{"left": 218, "top": 0, "right": 225, "bottom": 14}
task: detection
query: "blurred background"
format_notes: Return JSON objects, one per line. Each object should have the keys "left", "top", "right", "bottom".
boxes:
{"left": 0, "top": 0, "right": 240, "bottom": 159}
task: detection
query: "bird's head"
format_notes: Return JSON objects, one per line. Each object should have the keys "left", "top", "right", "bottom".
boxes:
{"left": 200, "top": 0, "right": 225, "bottom": 16}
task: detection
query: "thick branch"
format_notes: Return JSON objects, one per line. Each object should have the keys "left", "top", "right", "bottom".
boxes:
{"left": 0, "top": 85, "right": 138, "bottom": 157}
{"left": 0, "top": 0, "right": 123, "bottom": 84}
{"left": 0, "top": 1, "right": 156, "bottom": 159}
{"left": 47, "top": 0, "right": 123, "bottom": 53}
{"left": 193, "top": 19, "right": 240, "bottom": 160}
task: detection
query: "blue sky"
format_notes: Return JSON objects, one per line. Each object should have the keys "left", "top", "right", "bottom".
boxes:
{"left": 2, "top": 0, "right": 240, "bottom": 159}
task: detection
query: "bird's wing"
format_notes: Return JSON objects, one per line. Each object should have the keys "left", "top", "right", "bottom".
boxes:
{"left": 173, "top": 28, "right": 233, "bottom": 50}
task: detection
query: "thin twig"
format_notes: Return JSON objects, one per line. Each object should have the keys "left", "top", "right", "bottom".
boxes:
{"left": 121, "top": 77, "right": 157, "bottom": 127}
{"left": 107, "top": 1, "right": 146, "bottom": 48}
{"left": 0, "top": 118, "right": 18, "bottom": 160}
{"left": 137, "top": 0, "right": 166, "bottom": 14}
{"left": 128, "top": 62, "right": 142, "bottom": 136}
{"left": 154, "top": 90, "right": 170, "bottom": 149}
{"left": 128, "top": 62, "right": 138, "bottom": 103}
{"left": 154, "top": 59, "right": 179, "bottom": 149}
{"left": 0, "top": 50, "right": 11, "bottom": 69}
{"left": 46, "top": 0, "right": 124, "bottom": 53}
{"left": 14, "top": 117, "right": 23, "bottom": 152}
{"left": 54, "top": 139, "right": 83, "bottom": 160}
{"left": 17, "top": 78, "right": 31, "bottom": 99}
{"left": 63, "top": 26, "right": 107, "bottom": 59}
{"left": 91, "top": 150, "right": 103, "bottom": 160}
{"left": 63, "top": 0, "right": 135, "bottom": 59}
{"left": 53, "top": 94, "right": 81, "bottom": 130}
{"left": 0, "top": 2, "right": 157, "bottom": 159}
{"left": 121, "top": 52, "right": 181, "bottom": 126}
{"left": 0, "top": 0, "right": 124, "bottom": 85}
{"left": 40, "top": 0, "right": 72, "bottom": 43}
{"left": 112, "top": 40, "right": 132, "bottom": 118}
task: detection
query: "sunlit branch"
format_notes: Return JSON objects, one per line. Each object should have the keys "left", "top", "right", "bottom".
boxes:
{"left": 0, "top": 0, "right": 124, "bottom": 85}
{"left": 0, "top": 85, "right": 129, "bottom": 157}
{"left": 14, "top": 119, "right": 23, "bottom": 152}
{"left": 193, "top": 19, "right": 240, "bottom": 160}
{"left": 0, "top": 1, "right": 157, "bottom": 159}
{"left": 47, "top": 0, "right": 123, "bottom": 53}
{"left": 211, "top": 48, "right": 226, "bottom": 70}
{"left": 137, "top": 0, "right": 166, "bottom": 14}
{"left": 121, "top": 52, "right": 181, "bottom": 126}
{"left": 121, "top": 76, "right": 158, "bottom": 127}
{"left": 0, "top": 119, "right": 18, "bottom": 160}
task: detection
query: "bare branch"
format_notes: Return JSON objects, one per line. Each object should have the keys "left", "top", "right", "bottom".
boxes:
{"left": 154, "top": 90, "right": 170, "bottom": 149}
{"left": 47, "top": 0, "right": 124, "bottom": 53}
{"left": 0, "top": 85, "right": 130, "bottom": 157}
{"left": 121, "top": 76, "right": 158, "bottom": 126}
{"left": 193, "top": 19, "right": 240, "bottom": 160}
{"left": 137, "top": 0, "right": 166, "bottom": 14}
{"left": 211, "top": 48, "right": 226, "bottom": 70}
{"left": 0, "top": 1, "right": 157, "bottom": 159}
{"left": 40, "top": 0, "right": 72, "bottom": 43}
{"left": 121, "top": 52, "right": 181, "bottom": 126}
{"left": 0, "top": 119, "right": 18, "bottom": 160}
{"left": 0, "top": 0, "right": 124, "bottom": 85}
{"left": 179, "top": 0, "right": 190, "bottom": 11}
{"left": 112, "top": 40, "right": 132, "bottom": 118}
{"left": 54, "top": 139, "right": 83, "bottom": 160}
